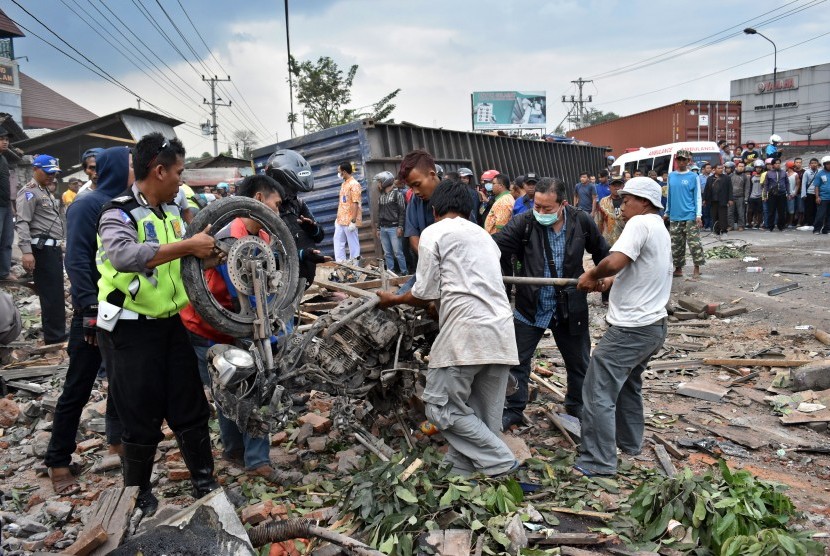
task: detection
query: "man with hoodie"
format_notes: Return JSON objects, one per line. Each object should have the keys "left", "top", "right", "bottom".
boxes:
{"left": 45, "top": 147, "right": 130, "bottom": 494}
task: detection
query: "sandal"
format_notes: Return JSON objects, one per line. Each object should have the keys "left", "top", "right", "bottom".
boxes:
{"left": 249, "top": 464, "right": 303, "bottom": 486}
{"left": 572, "top": 465, "right": 615, "bottom": 478}
{"left": 48, "top": 467, "right": 81, "bottom": 495}
{"left": 672, "top": 270, "right": 683, "bottom": 277}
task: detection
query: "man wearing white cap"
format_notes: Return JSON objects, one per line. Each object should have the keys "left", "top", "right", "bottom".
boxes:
{"left": 573, "top": 177, "right": 671, "bottom": 476}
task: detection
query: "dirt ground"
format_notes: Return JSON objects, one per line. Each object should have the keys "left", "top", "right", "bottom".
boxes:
{"left": 2, "top": 227, "right": 830, "bottom": 554}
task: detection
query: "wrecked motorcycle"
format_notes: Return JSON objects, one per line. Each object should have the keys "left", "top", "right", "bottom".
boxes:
{"left": 180, "top": 197, "right": 436, "bottom": 439}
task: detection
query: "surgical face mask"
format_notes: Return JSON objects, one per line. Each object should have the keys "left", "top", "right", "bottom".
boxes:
{"left": 484, "top": 182, "right": 493, "bottom": 192}
{"left": 337, "top": 173, "right": 343, "bottom": 180}
{"left": 533, "top": 208, "right": 559, "bottom": 226}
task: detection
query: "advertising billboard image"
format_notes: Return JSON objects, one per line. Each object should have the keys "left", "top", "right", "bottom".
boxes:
{"left": 471, "top": 91, "right": 547, "bottom": 130}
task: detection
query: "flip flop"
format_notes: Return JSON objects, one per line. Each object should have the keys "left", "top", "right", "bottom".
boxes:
{"left": 571, "top": 465, "right": 615, "bottom": 478}
{"left": 48, "top": 467, "right": 81, "bottom": 496}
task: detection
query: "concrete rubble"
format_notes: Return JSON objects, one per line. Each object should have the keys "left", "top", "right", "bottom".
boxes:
{"left": 0, "top": 239, "right": 829, "bottom": 554}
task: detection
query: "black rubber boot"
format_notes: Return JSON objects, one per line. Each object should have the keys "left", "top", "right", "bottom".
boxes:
{"left": 175, "top": 426, "right": 220, "bottom": 499}
{"left": 122, "top": 442, "right": 159, "bottom": 516}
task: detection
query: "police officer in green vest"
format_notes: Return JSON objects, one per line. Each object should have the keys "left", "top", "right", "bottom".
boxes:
{"left": 96, "top": 133, "right": 219, "bottom": 515}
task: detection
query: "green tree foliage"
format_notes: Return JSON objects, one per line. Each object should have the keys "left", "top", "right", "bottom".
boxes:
{"left": 582, "top": 108, "right": 620, "bottom": 127}
{"left": 289, "top": 56, "right": 401, "bottom": 132}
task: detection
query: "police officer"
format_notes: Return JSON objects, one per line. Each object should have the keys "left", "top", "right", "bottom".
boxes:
{"left": 16, "top": 154, "right": 67, "bottom": 344}
{"left": 95, "top": 133, "right": 219, "bottom": 515}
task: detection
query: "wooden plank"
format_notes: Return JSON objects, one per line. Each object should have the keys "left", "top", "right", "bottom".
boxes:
{"left": 0, "top": 365, "right": 68, "bottom": 381}
{"left": 704, "top": 358, "right": 809, "bottom": 367}
{"left": 530, "top": 372, "right": 566, "bottom": 401}
{"left": 526, "top": 532, "right": 602, "bottom": 546}
{"left": 84, "top": 486, "right": 139, "bottom": 555}
{"left": 651, "top": 433, "right": 687, "bottom": 459}
{"left": 653, "top": 445, "right": 677, "bottom": 477}
{"left": 418, "top": 529, "right": 472, "bottom": 556}
{"left": 676, "top": 380, "right": 730, "bottom": 402}
{"left": 348, "top": 275, "right": 412, "bottom": 290}
{"left": 314, "top": 279, "right": 375, "bottom": 299}
{"left": 647, "top": 359, "right": 703, "bottom": 371}
{"left": 299, "top": 301, "right": 341, "bottom": 312}
{"left": 668, "top": 328, "right": 715, "bottom": 337}
{"left": 780, "top": 409, "right": 830, "bottom": 425}
{"left": 561, "top": 547, "right": 606, "bottom": 556}
{"left": 64, "top": 524, "right": 108, "bottom": 555}
{"left": 687, "top": 420, "right": 768, "bottom": 449}
{"left": 544, "top": 507, "right": 613, "bottom": 520}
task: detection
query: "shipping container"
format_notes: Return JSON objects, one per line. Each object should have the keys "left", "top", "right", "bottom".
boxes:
{"left": 569, "top": 100, "right": 742, "bottom": 158}
{"left": 251, "top": 120, "right": 605, "bottom": 258}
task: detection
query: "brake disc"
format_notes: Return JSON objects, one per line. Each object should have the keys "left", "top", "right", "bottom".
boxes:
{"left": 226, "top": 235, "right": 277, "bottom": 295}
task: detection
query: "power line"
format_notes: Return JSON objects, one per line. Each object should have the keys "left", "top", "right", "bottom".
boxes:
{"left": 587, "top": 0, "right": 822, "bottom": 80}
{"left": 174, "top": 0, "right": 272, "bottom": 140}
{"left": 58, "top": 0, "right": 208, "bottom": 123}
{"left": 154, "top": 0, "right": 271, "bottom": 141}
{"left": 7, "top": 6, "right": 206, "bottom": 141}
{"left": 593, "top": 30, "right": 830, "bottom": 107}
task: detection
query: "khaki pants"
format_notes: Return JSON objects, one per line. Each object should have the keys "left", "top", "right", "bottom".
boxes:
{"left": 421, "top": 364, "right": 516, "bottom": 476}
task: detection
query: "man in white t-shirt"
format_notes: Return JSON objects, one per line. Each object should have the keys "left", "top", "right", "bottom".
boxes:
{"left": 377, "top": 179, "right": 520, "bottom": 477}
{"left": 573, "top": 177, "right": 671, "bottom": 476}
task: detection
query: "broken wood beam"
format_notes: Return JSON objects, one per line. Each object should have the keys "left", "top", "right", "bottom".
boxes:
{"left": 561, "top": 547, "right": 607, "bottom": 556}
{"left": 651, "top": 433, "right": 687, "bottom": 459}
{"left": 314, "top": 279, "right": 376, "bottom": 299}
{"left": 22, "top": 341, "right": 68, "bottom": 355}
{"left": 530, "top": 372, "right": 566, "bottom": 401}
{"left": 815, "top": 329, "right": 830, "bottom": 346}
{"left": 703, "top": 358, "right": 809, "bottom": 368}
{"left": 64, "top": 524, "right": 107, "bottom": 555}
{"left": 525, "top": 532, "right": 603, "bottom": 546}
{"left": 542, "top": 507, "right": 614, "bottom": 520}
{"left": 347, "top": 275, "right": 412, "bottom": 290}
{"left": 79, "top": 486, "right": 139, "bottom": 555}
{"left": 0, "top": 365, "right": 68, "bottom": 381}
{"left": 728, "top": 371, "right": 760, "bottom": 386}
{"left": 653, "top": 444, "right": 677, "bottom": 477}
{"left": 542, "top": 408, "right": 578, "bottom": 449}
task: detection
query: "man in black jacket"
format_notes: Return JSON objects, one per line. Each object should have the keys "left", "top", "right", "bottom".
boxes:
{"left": 703, "top": 164, "right": 733, "bottom": 236}
{"left": 494, "top": 178, "right": 609, "bottom": 428}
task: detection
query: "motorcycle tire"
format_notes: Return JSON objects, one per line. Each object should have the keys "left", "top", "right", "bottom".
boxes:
{"left": 181, "top": 196, "right": 300, "bottom": 338}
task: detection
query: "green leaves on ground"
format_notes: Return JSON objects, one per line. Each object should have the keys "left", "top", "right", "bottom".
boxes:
{"left": 616, "top": 460, "right": 823, "bottom": 554}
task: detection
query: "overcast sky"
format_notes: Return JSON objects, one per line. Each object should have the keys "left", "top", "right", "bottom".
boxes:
{"left": 6, "top": 0, "right": 830, "bottom": 156}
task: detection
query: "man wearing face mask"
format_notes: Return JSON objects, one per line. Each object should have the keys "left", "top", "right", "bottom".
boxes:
{"left": 493, "top": 178, "right": 609, "bottom": 429}
{"left": 484, "top": 174, "right": 514, "bottom": 234}
{"left": 477, "top": 169, "right": 499, "bottom": 226}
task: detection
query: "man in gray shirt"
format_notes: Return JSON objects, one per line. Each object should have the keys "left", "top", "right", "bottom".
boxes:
{"left": 16, "top": 154, "right": 66, "bottom": 344}
{"left": 378, "top": 179, "right": 519, "bottom": 477}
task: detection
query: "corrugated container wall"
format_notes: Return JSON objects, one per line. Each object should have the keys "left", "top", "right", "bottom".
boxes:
{"left": 252, "top": 120, "right": 605, "bottom": 258}
{"left": 569, "top": 100, "right": 742, "bottom": 158}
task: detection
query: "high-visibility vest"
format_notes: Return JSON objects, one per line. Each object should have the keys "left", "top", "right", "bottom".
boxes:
{"left": 96, "top": 193, "right": 188, "bottom": 319}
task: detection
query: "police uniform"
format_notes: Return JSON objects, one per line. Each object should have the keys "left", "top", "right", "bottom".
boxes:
{"left": 95, "top": 183, "right": 216, "bottom": 506}
{"left": 15, "top": 179, "right": 66, "bottom": 344}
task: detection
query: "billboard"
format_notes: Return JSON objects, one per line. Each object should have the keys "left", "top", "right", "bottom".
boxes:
{"left": 471, "top": 91, "right": 547, "bottom": 130}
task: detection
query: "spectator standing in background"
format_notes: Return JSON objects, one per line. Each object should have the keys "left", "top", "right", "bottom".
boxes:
{"left": 333, "top": 162, "right": 362, "bottom": 261}
{"left": 574, "top": 172, "right": 597, "bottom": 214}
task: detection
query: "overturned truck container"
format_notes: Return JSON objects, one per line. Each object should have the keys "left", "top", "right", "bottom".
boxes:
{"left": 251, "top": 120, "right": 606, "bottom": 259}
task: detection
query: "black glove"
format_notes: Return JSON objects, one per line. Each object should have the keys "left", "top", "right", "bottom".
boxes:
{"left": 299, "top": 218, "right": 319, "bottom": 236}
{"left": 82, "top": 305, "right": 98, "bottom": 345}
{"left": 302, "top": 249, "right": 327, "bottom": 264}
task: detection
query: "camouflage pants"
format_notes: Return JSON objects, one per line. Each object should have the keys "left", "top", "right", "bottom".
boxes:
{"left": 669, "top": 220, "right": 705, "bottom": 268}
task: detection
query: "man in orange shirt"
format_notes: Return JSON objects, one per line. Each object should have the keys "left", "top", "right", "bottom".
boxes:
{"left": 61, "top": 178, "right": 81, "bottom": 207}
{"left": 334, "top": 162, "right": 362, "bottom": 261}
{"left": 484, "top": 174, "right": 514, "bottom": 234}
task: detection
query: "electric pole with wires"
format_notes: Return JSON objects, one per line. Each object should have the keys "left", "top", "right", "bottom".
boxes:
{"left": 203, "top": 75, "right": 232, "bottom": 156}
{"left": 561, "top": 77, "right": 593, "bottom": 130}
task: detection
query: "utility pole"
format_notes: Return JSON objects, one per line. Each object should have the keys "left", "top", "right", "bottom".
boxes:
{"left": 561, "top": 77, "right": 593, "bottom": 130}
{"left": 136, "top": 98, "right": 141, "bottom": 110}
{"left": 202, "top": 75, "right": 232, "bottom": 156}
{"left": 285, "top": 0, "right": 296, "bottom": 138}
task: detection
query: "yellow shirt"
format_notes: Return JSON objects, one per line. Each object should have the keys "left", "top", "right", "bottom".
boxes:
{"left": 62, "top": 189, "right": 77, "bottom": 206}
{"left": 485, "top": 191, "right": 514, "bottom": 234}
{"left": 336, "top": 177, "right": 362, "bottom": 226}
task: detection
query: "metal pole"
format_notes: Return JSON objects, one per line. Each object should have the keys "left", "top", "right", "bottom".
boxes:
{"left": 502, "top": 276, "right": 578, "bottom": 286}
{"left": 210, "top": 79, "right": 218, "bottom": 156}
{"left": 771, "top": 41, "right": 777, "bottom": 136}
{"left": 285, "top": 0, "right": 296, "bottom": 138}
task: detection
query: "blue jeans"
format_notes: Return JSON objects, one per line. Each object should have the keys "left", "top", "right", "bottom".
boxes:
{"left": 190, "top": 336, "right": 270, "bottom": 470}
{"left": 0, "top": 206, "right": 12, "bottom": 277}
{"left": 379, "top": 227, "right": 407, "bottom": 274}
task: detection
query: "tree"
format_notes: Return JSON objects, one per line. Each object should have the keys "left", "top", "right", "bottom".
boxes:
{"left": 289, "top": 56, "right": 401, "bottom": 132}
{"left": 233, "top": 129, "right": 258, "bottom": 159}
{"left": 581, "top": 109, "right": 620, "bottom": 127}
